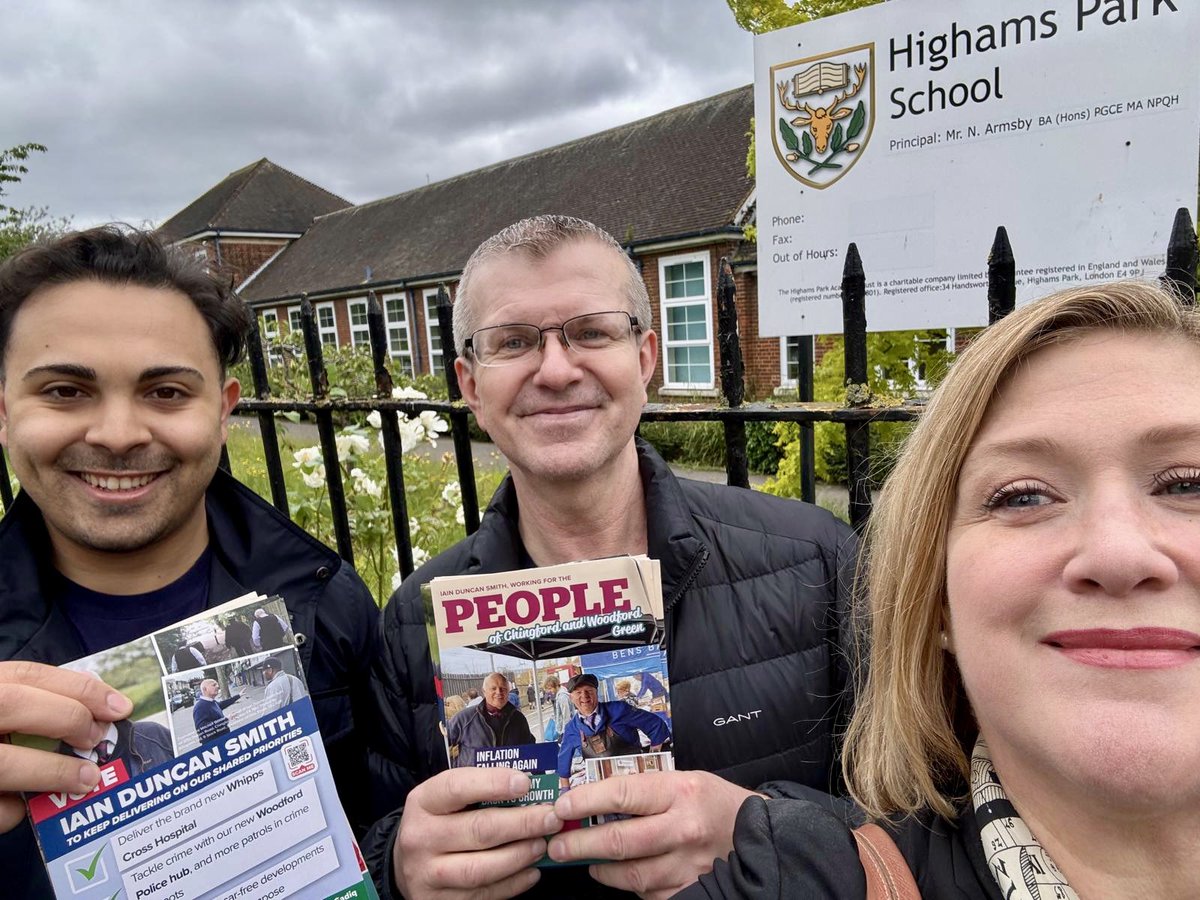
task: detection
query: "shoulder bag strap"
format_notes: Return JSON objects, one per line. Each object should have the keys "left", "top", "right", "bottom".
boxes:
{"left": 852, "top": 823, "right": 921, "bottom": 900}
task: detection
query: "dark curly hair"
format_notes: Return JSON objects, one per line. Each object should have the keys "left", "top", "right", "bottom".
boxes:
{"left": 0, "top": 225, "right": 251, "bottom": 378}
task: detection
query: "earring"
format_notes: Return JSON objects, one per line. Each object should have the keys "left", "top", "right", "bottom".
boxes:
{"left": 939, "top": 631, "right": 952, "bottom": 652}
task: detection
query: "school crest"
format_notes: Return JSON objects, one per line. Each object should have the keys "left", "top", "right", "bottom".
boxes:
{"left": 771, "top": 43, "right": 875, "bottom": 189}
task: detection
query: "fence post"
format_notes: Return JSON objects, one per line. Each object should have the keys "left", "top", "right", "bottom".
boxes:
{"left": 300, "top": 294, "right": 355, "bottom": 564}
{"left": 796, "top": 335, "right": 816, "bottom": 505}
{"left": 243, "top": 303, "right": 290, "bottom": 515}
{"left": 1163, "top": 207, "right": 1198, "bottom": 305}
{"left": 716, "top": 257, "right": 749, "bottom": 489}
{"left": 437, "top": 285, "right": 481, "bottom": 534}
{"left": 841, "top": 243, "right": 871, "bottom": 530}
{"left": 988, "top": 227, "right": 1016, "bottom": 324}
{"left": 367, "top": 291, "right": 415, "bottom": 580}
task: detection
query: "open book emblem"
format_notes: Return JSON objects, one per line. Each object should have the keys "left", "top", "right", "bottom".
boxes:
{"left": 771, "top": 43, "right": 875, "bottom": 189}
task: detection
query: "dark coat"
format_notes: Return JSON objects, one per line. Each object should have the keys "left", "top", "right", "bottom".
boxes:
{"left": 223, "top": 618, "right": 254, "bottom": 656}
{"left": 0, "top": 469, "right": 383, "bottom": 899}
{"left": 363, "top": 439, "right": 857, "bottom": 899}
{"left": 192, "top": 694, "right": 240, "bottom": 742}
{"left": 680, "top": 790, "right": 1004, "bottom": 900}
{"left": 446, "top": 702, "right": 536, "bottom": 767}
{"left": 55, "top": 718, "right": 174, "bottom": 777}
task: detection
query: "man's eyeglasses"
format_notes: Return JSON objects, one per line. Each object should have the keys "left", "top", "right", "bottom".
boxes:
{"left": 465, "top": 310, "right": 641, "bottom": 367}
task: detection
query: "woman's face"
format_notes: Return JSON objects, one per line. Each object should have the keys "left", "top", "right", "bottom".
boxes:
{"left": 946, "top": 330, "right": 1200, "bottom": 811}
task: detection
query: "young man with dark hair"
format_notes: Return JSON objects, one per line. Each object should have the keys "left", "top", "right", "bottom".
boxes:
{"left": 0, "top": 226, "right": 382, "bottom": 899}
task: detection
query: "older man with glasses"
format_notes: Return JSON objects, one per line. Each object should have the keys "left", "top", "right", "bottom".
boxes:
{"left": 366, "top": 215, "right": 856, "bottom": 900}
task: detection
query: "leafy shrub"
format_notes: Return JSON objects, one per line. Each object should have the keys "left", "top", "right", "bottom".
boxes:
{"left": 762, "top": 330, "right": 950, "bottom": 496}
{"left": 638, "top": 420, "right": 782, "bottom": 475}
{"left": 225, "top": 391, "right": 505, "bottom": 605}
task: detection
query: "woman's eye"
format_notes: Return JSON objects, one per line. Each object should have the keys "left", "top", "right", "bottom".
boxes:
{"left": 985, "top": 482, "right": 1052, "bottom": 511}
{"left": 1001, "top": 492, "right": 1049, "bottom": 508}
{"left": 1155, "top": 471, "right": 1200, "bottom": 496}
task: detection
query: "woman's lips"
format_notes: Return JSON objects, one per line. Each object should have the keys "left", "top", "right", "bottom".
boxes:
{"left": 1043, "top": 628, "right": 1200, "bottom": 669}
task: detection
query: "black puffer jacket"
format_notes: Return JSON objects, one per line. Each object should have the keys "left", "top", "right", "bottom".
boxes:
{"left": 0, "top": 469, "right": 383, "bottom": 899}
{"left": 680, "top": 790, "right": 1003, "bottom": 900}
{"left": 364, "top": 439, "right": 857, "bottom": 898}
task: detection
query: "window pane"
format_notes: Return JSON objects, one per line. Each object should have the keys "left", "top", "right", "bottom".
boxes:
{"left": 425, "top": 296, "right": 444, "bottom": 375}
{"left": 664, "top": 261, "right": 706, "bottom": 300}
{"left": 318, "top": 307, "right": 334, "bottom": 327}
{"left": 666, "top": 304, "right": 707, "bottom": 342}
{"left": 786, "top": 336, "right": 800, "bottom": 382}
{"left": 350, "top": 303, "right": 368, "bottom": 326}
{"left": 666, "top": 346, "right": 711, "bottom": 385}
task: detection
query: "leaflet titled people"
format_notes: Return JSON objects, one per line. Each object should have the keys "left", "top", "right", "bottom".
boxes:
{"left": 18, "top": 592, "right": 377, "bottom": 900}
{"left": 427, "top": 556, "right": 674, "bottom": 837}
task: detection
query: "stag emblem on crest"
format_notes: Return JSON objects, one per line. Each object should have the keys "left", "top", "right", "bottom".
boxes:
{"left": 771, "top": 44, "right": 875, "bottom": 189}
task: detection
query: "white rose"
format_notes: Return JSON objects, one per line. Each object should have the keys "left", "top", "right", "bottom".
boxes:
{"left": 391, "top": 386, "right": 427, "bottom": 401}
{"left": 292, "top": 446, "right": 322, "bottom": 469}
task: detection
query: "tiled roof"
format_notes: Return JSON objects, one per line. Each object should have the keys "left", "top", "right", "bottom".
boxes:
{"left": 157, "top": 158, "right": 350, "bottom": 243}
{"left": 240, "top": 85, "right": 754, "bottom": 302}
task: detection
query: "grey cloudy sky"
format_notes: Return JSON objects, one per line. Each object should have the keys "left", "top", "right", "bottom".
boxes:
{"left": 2, "top": 1, "right": 753, "bottom": 229}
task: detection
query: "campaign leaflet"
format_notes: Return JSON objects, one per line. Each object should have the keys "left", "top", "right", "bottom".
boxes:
{"left": 426, "top": 555, "right": 674, "bottom": 847}
{"left": 17, "top": 591, "right": 377, "bottom": 900}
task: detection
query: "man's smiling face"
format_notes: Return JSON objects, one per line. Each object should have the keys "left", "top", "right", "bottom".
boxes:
{"left": 0, "top": 279, "right": 239, "bottom": 562}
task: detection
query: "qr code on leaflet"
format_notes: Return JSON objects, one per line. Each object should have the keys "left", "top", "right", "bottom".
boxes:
{"left": 283, "top": 737, "right": 318, "bottom": 779}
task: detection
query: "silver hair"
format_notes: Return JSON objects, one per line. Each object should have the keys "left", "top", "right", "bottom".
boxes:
{"left": 452, "top": 215, "right": 652, "bottom": 357}
{"left": 482, "top": 671, "right": 509, "bottom": 690}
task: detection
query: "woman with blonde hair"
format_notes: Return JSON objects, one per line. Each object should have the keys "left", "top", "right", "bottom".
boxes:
{"left": 684, "top": 280, "right": 1200, "bottom": 898}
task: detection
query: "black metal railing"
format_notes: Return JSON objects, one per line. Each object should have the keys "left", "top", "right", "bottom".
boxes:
{"left": 0, "top": 209, "right": 1195, "bottom": 577}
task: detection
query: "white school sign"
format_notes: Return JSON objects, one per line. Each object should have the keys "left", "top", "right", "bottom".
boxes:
{"left": 754, "top": 0, "right": 1199, "bottom": 336}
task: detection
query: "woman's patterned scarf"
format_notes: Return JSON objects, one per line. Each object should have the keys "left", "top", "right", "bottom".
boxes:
{"left": 971, "top": 738, "right": 1080, "bottom": 900}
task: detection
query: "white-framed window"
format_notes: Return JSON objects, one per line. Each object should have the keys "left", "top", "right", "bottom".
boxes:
{"left": 658, "top": 251, "right": 714, "bottom": 390}
{"left": 423, "top": 288, "right": 446, "bottom": 376}
{"left": 287, "top": 304, "right": 303, "bottom": 336}
{"left": 260, "top": 310, "right": 281, "bottom": 365}
{"left": 382, "top": 292, "right": 415, "bottom": 376}
{"left": 261, "top": 309, "right": 279, "bottom": 340}
{"left": 909, "top": 328, "right": 954, "bottom": 392}
{"left": 780, "top": 336, "right": 802, "bottom": 389}
{"left": 315, "top": 302, "right": 339, "bottom": 347}
{"left": 348, "top": 299, "right": 371, "bottom": 349}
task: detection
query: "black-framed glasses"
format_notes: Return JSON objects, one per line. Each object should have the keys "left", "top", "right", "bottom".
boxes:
{"left": 465, "top": 310, "right": 641, "bottom": 367}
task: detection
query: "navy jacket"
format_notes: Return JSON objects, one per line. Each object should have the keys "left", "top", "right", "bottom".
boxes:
{"left": 0, "top": 469, "right": 383, "bottom": 899}
{"left": 192, "top": 693, "right": 240, "bottom": 741}
{"left": 446, "top": 702, "right": 536, "bottom": 767}
{"left": 364, "top": 439, "right": 857, "bottom": 899}
{"left": 681, "top": 788, "right": 1003, "bottom": 900}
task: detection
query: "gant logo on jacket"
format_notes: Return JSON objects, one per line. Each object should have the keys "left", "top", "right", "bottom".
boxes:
{"left": 713, "top": 710, "right": 763, "bottom": 727}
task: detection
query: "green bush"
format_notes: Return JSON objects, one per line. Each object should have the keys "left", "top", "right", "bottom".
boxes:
{"left": 225, "top": 411, "right": 505, "bottom": 606}
{"left": 745, "top": 420, "right": 783, "bottom": 474}
{"left": 232, "top": 335, "right": 450, "bottom": 403}
{"left": 762, "top": 330, "right": 950, "bottom": 497}
{"left": 638, "top": 420, "right": 783, "bottom": 475}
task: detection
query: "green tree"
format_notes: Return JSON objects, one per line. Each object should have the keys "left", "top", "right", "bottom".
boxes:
{"left": 726, "top": 0, "right": 881, "bottom": 35}
{"left": 0, "top": 143, "right": 70, "bottom": 262}
{"left": 763, "top": 331, "right": 951, "bottom": 497}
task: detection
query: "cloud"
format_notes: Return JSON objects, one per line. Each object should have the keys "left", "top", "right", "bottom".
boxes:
{"left": 1, "top": 0, "right": 752, "bottom": 227}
